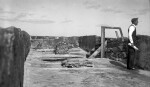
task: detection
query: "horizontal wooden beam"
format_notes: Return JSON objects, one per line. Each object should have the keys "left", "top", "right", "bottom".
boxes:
{"left": 101, "top": 26, "right": 121, "bottom": 29}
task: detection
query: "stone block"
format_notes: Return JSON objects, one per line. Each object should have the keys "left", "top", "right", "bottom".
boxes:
{"left": 0, "top": 26, "right": 31, "bottom": 87}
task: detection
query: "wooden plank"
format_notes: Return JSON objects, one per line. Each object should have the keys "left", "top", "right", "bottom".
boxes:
{"left": 89, "top": 41, "right": 107, "bottom": 58}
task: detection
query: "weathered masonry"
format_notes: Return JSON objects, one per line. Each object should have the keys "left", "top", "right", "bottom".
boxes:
{"left": 0, "top": 26, "right": 31, "bottom": 87}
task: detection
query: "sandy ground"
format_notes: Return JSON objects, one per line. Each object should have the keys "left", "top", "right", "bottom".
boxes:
{"left": 24, "top": 48, "right": 150, "bottom": 87}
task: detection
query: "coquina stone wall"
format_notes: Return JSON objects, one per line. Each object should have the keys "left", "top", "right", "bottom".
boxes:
{"left": 0, "top": 26, "right": 31, "bottom": 87}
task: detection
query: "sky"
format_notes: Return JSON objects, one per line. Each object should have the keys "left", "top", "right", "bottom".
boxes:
{"left": 0, "top": 0, "right": 150, "bottom": 37}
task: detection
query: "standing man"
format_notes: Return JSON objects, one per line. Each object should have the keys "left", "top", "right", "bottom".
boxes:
{"left": 127, "top": 18, "right": 139, "bottom": 70}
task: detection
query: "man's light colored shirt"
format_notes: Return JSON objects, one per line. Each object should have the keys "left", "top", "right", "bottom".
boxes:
{"left": 128, "top": 24, "right": 136, "bottom": 44}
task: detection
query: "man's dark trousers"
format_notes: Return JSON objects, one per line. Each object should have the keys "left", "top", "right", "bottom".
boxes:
{"left": 127, "top": 45, "right": 136, "bottom": 69}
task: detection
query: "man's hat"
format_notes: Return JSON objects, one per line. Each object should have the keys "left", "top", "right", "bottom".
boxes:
{"left": 131, "top": 18, "right": 138, "bottom": 23}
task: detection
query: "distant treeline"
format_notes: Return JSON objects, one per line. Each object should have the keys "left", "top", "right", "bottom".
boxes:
{"left": 31, "top": 36, "right": 56, "bottom": 39}
{"left": 30, "top": 36, "right": 79, "bottom": 49}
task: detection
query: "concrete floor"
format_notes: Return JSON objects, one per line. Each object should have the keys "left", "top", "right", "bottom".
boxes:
{"left": 24, "top": 48, "right": 150, "bottom": 87}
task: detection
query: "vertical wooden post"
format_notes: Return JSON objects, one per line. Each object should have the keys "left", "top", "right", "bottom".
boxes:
{"left": 119, "top": 28, "right": 124, "bottom": 42}
{"left": 115, "top": 31, "right": 119, "bottom": 39}
{"left": 101, "top": 26, "right": 105, "bottom": 58}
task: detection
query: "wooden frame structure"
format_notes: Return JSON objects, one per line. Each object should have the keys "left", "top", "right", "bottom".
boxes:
{"left": 101, "top": 26, "right": 124, "bottom": 58}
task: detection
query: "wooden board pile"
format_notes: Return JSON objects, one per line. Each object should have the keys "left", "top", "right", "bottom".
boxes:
{"left": 61, "top": 59, "right": 93, "bottom": 68}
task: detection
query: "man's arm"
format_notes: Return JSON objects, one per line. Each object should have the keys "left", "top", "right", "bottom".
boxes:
{"left": 129, "top": 26, "right": 135, "bottom": 44}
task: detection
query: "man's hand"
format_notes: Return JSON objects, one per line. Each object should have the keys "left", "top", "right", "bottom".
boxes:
{"left": 128, "top": 43, "right": 139, "bottom": 50}
{"left": 133, "top": 46, "right": 139, "bottom": 50}
{"left": 128, "top": 43, "right": 134, "bottom": 46}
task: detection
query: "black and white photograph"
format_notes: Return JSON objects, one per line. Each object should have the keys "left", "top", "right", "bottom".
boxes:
{"left": 0, "top": 0, "right": 150, "bottom": 87}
